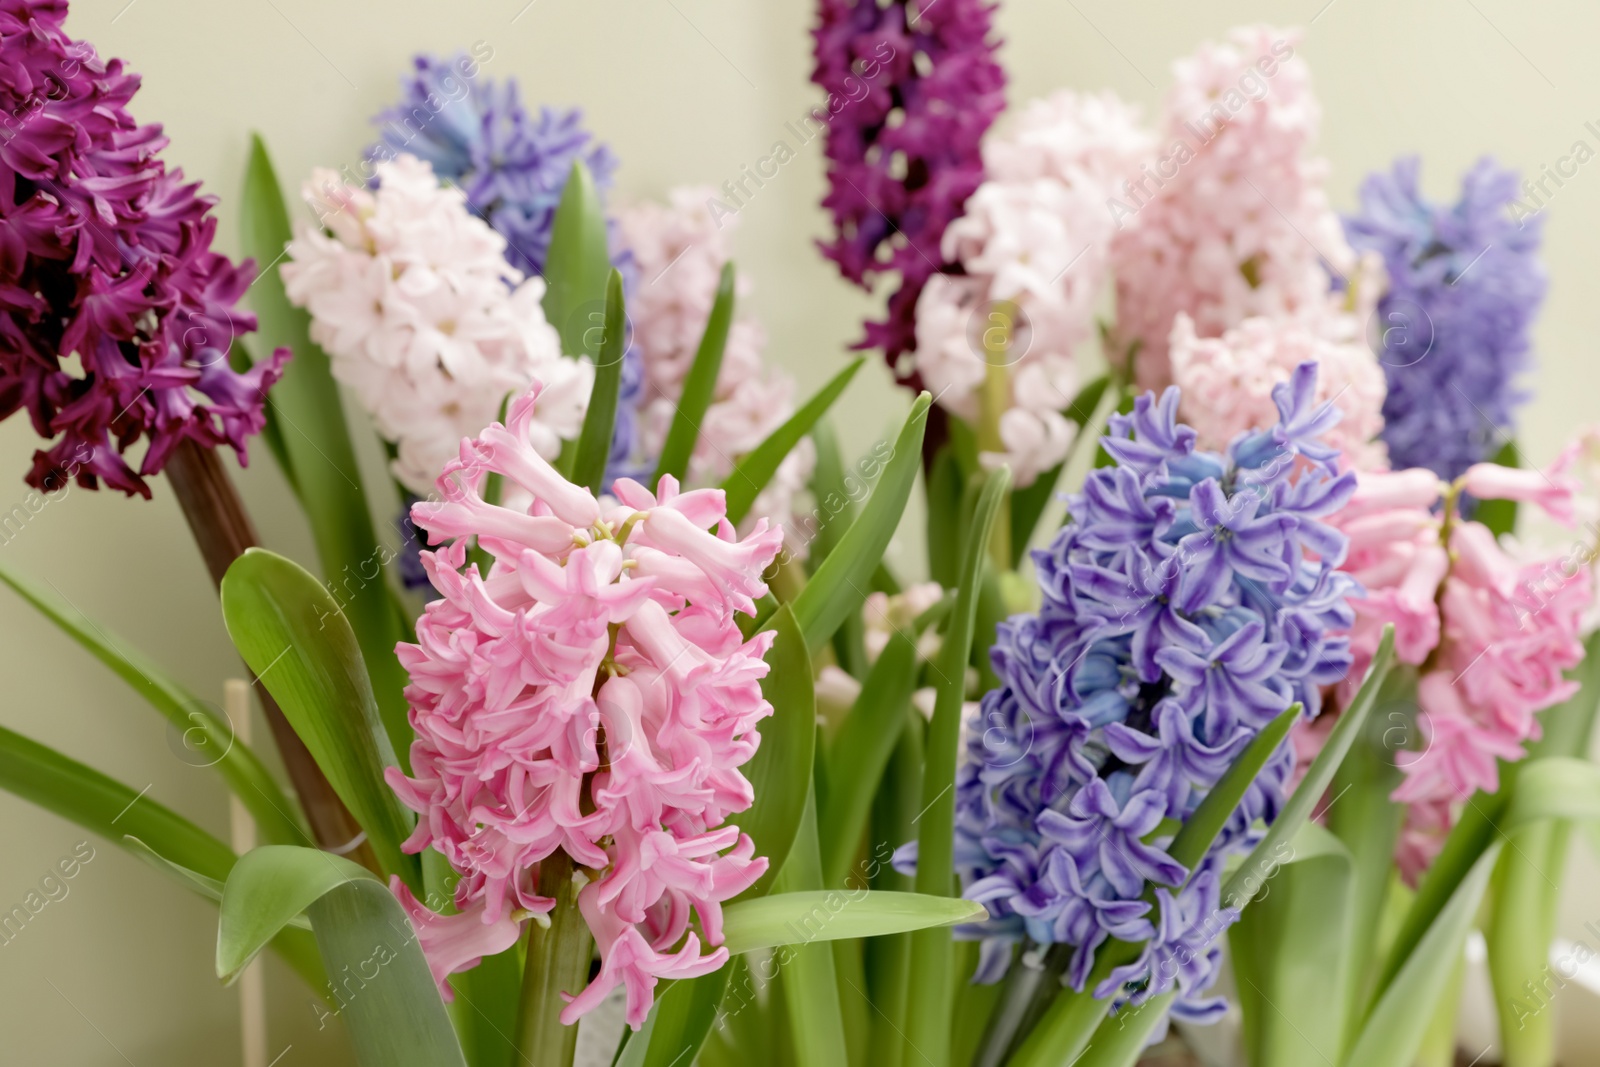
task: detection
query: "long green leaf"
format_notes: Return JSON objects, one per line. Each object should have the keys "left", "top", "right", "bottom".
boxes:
{"left": 819, "top": 629, "right": 920, "bottom": 887}
{"left": 1224, "top": 625, "right": 1395, "bottom": 908}
{"left": 218, "top": 846, "right": 467, "bottom": 1067}
{"left": 791, "top": 393, "right": 931, "bottom": 654}
{"left": 655, "top": 262, "right": 735, "bottom": 485}
{"left": 1170, "top": 702, "right": 1300, "bottom": 872}
{"left": 0, "top": 559, "right": 305, "bottom": 845}
{"left": 925, "top": 445, "right": 964, "bottom": 589}
{"left": 220, "top": 549, "right": 418, "bottom": 887}
{"left": 1073, "top": 991, "right": 1178, "bottom": 1067}
{"left": 723, "top": 358, "right": 867, "bottom": 526}
{"left": 722, "top": 891, "right": 986, "bottom": 954}
{"left": 0, "top": 727, "right": 324, "bottom": 989}
{"left": 615, "top": 971, "right": 731, "bottom": 1067}
{"left": 541, "top": 159, "right": 613, "bottom": 362}
{"left": 1342, "top": 843, "right": 1501, "bottom": 1067}
{"left": 738, "top": 604, "right": 815, "bottom": 899}
{"left": 1230, "top": 821, "right": 1356, "bottom": 1066}
{"left": 571, "top": 269, "right": 627, "bottom": 494}
{"left": 905, "top": 465, "right": 1010, "bottom": 1067}
{"left": 240, "top": 134, "right": 411, "bottom": 757}
{"left": 773, "top": 790, "right": 851, "bottom": 1067}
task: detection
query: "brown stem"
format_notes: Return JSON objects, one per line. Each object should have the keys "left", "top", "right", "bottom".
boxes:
{"left": 166, "top": 439, "right": 378, "bottom": 873}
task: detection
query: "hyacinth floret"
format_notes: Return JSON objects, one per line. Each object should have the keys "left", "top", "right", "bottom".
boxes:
{"left": 939, "top": 362, "right": 1358, "bottom": 1027}
{"left": 1343, "top": 156, "right": 1546, "bottom": 480}
{"left": 0, "top": 0, "right": 288, "bottom": 496}
{"left": 386, "top": 381, "right": 784, "bottom": 1028}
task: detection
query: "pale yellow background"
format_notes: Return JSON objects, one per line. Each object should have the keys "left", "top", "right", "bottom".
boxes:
{"left": 2, "top": 1, "right": 1598, "bottom": 1063}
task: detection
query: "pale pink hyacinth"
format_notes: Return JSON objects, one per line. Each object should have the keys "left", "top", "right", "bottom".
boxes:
{"left": 283, "top": 154, "right": 591, "bottom": 493}
{"left": 1306, "top": 453, "right": 1593, "bottom": 882}
{"left": 385, "top": 382, "right": 783, "bottom": 1027}
{"left": 1110, "top": 25, "right": 1362, "bottom": 390}
{"left": 618, "top": 188, "right": 814, "bottom": 548}
{"left": 914, "top": 91, "right": 1151, "bottom": 487}
{"left": 1168, "top": 311, "right": 1388, "bottom": 468}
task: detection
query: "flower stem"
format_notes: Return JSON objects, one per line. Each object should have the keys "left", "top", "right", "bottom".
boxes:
{"left": 979, "top": 313, "right": 1014, "bottom": 573}
{"left": 165, "top": 439, "right": 378, "bottom": 871}
{"left": 514, "top": 852, "right": 593, "bottom": 1067}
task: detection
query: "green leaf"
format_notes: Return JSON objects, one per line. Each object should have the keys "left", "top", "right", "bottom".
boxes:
{"left": 0, "top": 728, "right": 325, "bottom": 991}
{"left": 218, "top": 846, "right": 466, "bottom": 1067}
{"left": 721, "top": 891, "right": 985, "bottom": 955}
{"left": 1342, "top": 843, "right": 1501, "bottom": 1067}
{"left": 241, "top": 134, "right": 411, "bottom": 757}
{"left": 1474, "top": 440, "right": 1520, "bottom": 537}
{"left": 220, "top": 549, "right": 419, "bottom": 887}
{"left": 655, "top": 262, "right": 735, "bottom": 485}
{"left": 1230, "top": 822, "right": 1355, "bottom": 1066}
{"left": 1224, "top": 625, "right": 1395, "bottom": 908}
{"left": 447, "top": 946, "right": 523, "bottom": 1067}
{"left": 571, "top": 269, "right": 627, "bottom": 494}
{"left": 541, "top": 160, "right": 613, "bottom": 362}
{"left": 819, "top": 628, "right": 920, "bottom": 887}
{"left": 1488, "top": 821, "right": 1568, "bottom": 1067}
{"left": 905, "top": 466, "right": 1010, "bottom": 1067}
{"left": 1169, "top": 702, "right": 1301, "bottom": 872}
{"left": 1074, "top": 991, "right": 1177, "bottom": 1067}
{"left": 737, "top": 604, "right": 815, "bottom": 899}
{"left": 723, "top": 357, "right": 867, "bottom": 526}
{"left": 614, "top": 972, "right": 731, "bottom": 1067}
{"left": 925, "top": 445, "right": 964, "bottom": 589}
{"left": 0, "top": 558, "right": 305, "bottom": 846}
{"left": 1009, "top": 373, "right": 1109, "bottom": 564}
{"left": 772, "top": 790, "right": 851, "bottom": 1067}
{"left": 791, "top": 393, "right": 930, "bottom": 654}
{"left": 806, "top": 419, "right": 856, "bottom": 571}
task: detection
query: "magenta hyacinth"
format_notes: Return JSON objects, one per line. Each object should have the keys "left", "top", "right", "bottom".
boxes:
{"left": 386, "top": 382, "right": 784, "bottom": 1028}
{"left": 812, "top": 0, "right": 1005, "bottom": 382}
{"left": 0, "top": 0, "right": 289, "bottom": 496}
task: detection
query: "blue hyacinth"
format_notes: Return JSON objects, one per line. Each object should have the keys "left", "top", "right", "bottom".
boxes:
{"left": 373, "top": 54, "right": 647, "bottom": 488}
{"left": 932, "top": 364, "right": 1359, "bottom": 1027}
{"left": 1343, "top": 156, "right": 1546, "bottom": 480}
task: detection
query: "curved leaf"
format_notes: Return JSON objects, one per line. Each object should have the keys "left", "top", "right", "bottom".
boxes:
{"left": 722, "top": 890, "right": 984, "bottom": 955}
{"left": 737, "top": 604, "right": 814, "bottom": 900}
{"left": 571, "top": 269, "right": 627, "bottom": 494}
{"left": 541, "top": 159, "right": 613, "bottom": 362}
{"left": 655, "top": 262, "right": 735, "bottom": 485}
{"left": 0, "top": 559, "right": 305, "bottom": 845}
{"left": 723, "top": 357, "right": 867, "bottom": 526}
{"left": 240, "top": 134, "right": 411, "bottom": 756}
{"left": 792, "top": 393, "right": 930, "bottom": 654}
{"left": 218, "top": 846, "right": 466, "bottom": 1067}
{"left": 819, "top": 628, "right": 920, "bottom": 887}
{"left": 905, "top": 465, "right": 1010, "bottom": 1066}
{"left": 220, "top": 549, "right": 418, "bottom": 887}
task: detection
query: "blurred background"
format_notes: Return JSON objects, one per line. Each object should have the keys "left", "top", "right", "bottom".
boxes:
{"left": 3, "top": 0, "right": 1599, "bottom": 1062}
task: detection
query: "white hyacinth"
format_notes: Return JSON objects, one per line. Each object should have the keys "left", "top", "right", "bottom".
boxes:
{"left": 282, "top": 153, "right": 591, "bottom": 494}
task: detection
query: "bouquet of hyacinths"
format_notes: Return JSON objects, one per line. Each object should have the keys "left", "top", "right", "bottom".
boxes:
{"left": 3, "top": 3, "right": 1600, "bottom": 1067}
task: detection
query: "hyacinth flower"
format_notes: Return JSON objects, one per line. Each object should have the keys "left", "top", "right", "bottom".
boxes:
{"left": 0, "top": 0, "right": 289, "bottom": 497}
{"left": 372, "top": 54, "right": 645, "bottom": 485}
{"left": 812, "top": 0, "right": 1006, "bottom": 386}
{"left": 918, "top": 362, "right": 1359, "bottom": 1044}
{"left": 1110, "top": 25, "right": 1368, "bottom": 392}
{"left": 913, "top": 90, "right": 1151, "bottom": 487}
{"left": 283, "top": 154, "right": 590, "bottom": 497}
{"left": 618, "top": 187, "right": 815, "bottom": 545}
{"left": 1343, "top": 156, "right": 1546, "bottom": 480}
{"left": 384, "top": 381, "right": 784, "bottom": 1030}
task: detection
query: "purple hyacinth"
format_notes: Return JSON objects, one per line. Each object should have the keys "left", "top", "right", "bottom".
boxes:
{"left": 372, "top": 54, "right": 644, "bottom": 487}
{"left": 1343, "top": 157, "right": 1545, "bottom": 480}
{"left": 930, "top": 363, "right": 1358, "bottom": 1027}
{"left": 811, "top": 0, "right": 1005, "bottom": 383}
{"left": 0, "top": 0, "right": 289, "bottom": 497}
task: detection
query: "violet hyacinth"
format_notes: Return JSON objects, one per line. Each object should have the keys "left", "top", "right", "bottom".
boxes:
{"left": 934, "top": 363, "right": 1358, "bottom": 1026}
{"left": 1343, "top": 157, "right": 1546, "bottom": 480}
{"left": 812, "top": 0, "right": 1005, "bottom": 382}
{"left": 0, "top": 0, "right": 288, "bottom": 496}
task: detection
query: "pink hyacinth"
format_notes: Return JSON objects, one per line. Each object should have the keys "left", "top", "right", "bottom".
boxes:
{"left": 1309, "top": 454, "right": 1593, "bottom": 883}
{"left": 385, "top": 382, "right": 783, "bottom": 1028}
{"left": 1109, "top": 25, "right": 1361, "bottom": 390}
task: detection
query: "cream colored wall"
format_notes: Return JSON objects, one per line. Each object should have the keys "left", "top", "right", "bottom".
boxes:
{"left": 3, "top": 1, "right": 1597, "bottom": 1063}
